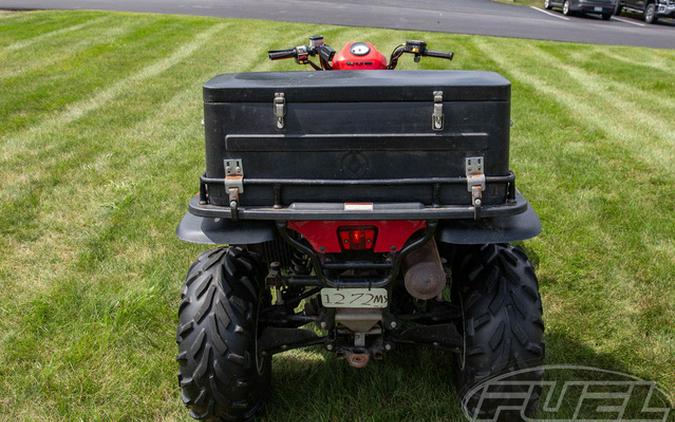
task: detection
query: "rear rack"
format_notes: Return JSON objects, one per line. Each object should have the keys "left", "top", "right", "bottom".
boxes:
{"left": 193, "top": 172, "right": 524, "bottom": 221}
{"left": 189, "top": 194, "right": 527, "bottom": 220}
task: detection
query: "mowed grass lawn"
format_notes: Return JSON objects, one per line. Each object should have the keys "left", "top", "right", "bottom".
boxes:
{"left": 0, "top": 9, "right": 673, "bottom": 421}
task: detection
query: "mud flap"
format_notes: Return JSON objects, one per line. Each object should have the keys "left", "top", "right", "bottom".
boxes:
{"left": 438, "top": 203, "right": 541, "bottom": 244}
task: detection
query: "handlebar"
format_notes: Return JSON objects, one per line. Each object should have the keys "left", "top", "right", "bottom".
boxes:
{"left": 267, "top": 40, "right": 335, "bottom": 70}
{"left": 423, "top": 49, "right": 454, "bottom": 60}
{"left": 268, "top": 48, "right": 297, "bottom": 60}
{"left": 267, "top": 36, "right": 454, "bottom": 71}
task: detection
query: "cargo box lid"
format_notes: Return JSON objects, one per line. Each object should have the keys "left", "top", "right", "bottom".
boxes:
{"left": 204, "top": 70, "right": 510, "bottom": 103}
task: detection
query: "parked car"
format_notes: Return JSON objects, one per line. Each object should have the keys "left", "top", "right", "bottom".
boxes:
{"left": 615, "top": 0, "right": 675, "bottom": 23}
{"left": 544, "top": 0, "right": 616, "bottom": 19}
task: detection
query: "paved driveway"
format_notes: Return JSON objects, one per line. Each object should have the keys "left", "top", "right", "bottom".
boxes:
{"left": 2, "top": 0, "right": 674, "bottom": 48}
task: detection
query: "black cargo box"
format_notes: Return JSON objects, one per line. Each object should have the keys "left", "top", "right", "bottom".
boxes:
{"left": 194, "top": 70, "right": 526, "bottom": 220}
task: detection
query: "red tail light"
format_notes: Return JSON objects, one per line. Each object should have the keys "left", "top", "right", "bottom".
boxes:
{"left": 338, "top": 226, "right": 376, "bottom": 251}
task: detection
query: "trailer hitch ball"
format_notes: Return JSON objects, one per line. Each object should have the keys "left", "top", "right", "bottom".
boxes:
{"left": 403, "top": 239, "right": 446, "bottom": 300}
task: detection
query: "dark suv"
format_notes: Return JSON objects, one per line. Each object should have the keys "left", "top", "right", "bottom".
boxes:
{"left": 616, "top": 0, "right": 675, "bottom": 23}
{"left": 545, "top": 0, "right": 617, "bottom": 19}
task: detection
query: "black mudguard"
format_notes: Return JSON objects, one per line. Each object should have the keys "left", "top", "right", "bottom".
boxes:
{"left": 438, "top": 204, "right": 541, "bottom": 245}
{"left": 177, "top": 204, "right": 540, "bottom": 246}
{"left": 176, "top": 212, "right": 275, "bottom": 245}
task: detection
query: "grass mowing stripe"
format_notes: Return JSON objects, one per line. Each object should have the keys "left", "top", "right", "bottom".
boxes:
{"left": 0, "top": 24, "right": 233, "bottom": 262}
{"left": 0, "top": 22, "right": 140, "bottom": 80}
{"left": 0, "top": 22, "right": 227, "bottom": 162}
{"left": 473, "top": 38, "right": 674, "bottom": 175}
{"left": 542, "top": 44, "right": 675, "bottom": 112}
{"left": 530, "top": 45, "right": 675, "bottom": 134}
{"left": 602, "top": 46, "right": 675, "bottom": 72}
{"left": 0, "top": 18, "right": 180, "bottom": 138}
{"left": 0, "top": 15, "right": 217, "bottom": 139}
{"left": 44, "top": 21, "right": 226, "bottom": 124}
{"left": 1, "top": 16, "right": 110, "bottom": 53}
{"left": 0, "top": 11, "right": 95, "bottom": 43}
{"left": 598, "top": 49, "right": 672, "bottom": 73}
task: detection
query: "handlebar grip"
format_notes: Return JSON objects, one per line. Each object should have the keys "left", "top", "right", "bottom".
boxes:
{"left": 424, "top": 49, "right": 454, "bottom": 60}
{"left": 268, "top": 48, "right": 297, "bottom": 60}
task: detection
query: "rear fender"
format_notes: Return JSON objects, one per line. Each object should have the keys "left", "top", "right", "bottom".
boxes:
{"left": 177, "top": 205, "right": 540, "bottom": 246}
{"left": 176, "top": 212, "right": 275, "bottom": 245}
{"left": 437, "top": 204, "right": 541, "bottom": 245}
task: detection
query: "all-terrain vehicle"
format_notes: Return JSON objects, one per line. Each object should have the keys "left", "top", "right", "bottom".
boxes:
{"left": 176, "top": 36, "right": 545, "bottom": 421}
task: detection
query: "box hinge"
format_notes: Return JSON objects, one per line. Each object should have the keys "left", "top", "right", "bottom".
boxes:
{"left": 465, "top": 156, "right": 486, "bottom": 219}
{"left": 274, "top": 92, "right": 286, "bottom": 129}
{"left": 432, "top": 91, "right": 444, "bottom": 131}
{"left": 224, "top": 158, "right": 244, "bottom": 219}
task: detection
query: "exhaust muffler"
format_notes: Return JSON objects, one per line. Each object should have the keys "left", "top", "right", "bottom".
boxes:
{"left": 403, "top": 240, "right": 446, "bottom": 300}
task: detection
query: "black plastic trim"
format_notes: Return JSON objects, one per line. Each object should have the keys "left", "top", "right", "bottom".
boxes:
{"left": 438, "top": 203, "right": 541, "bottom": 244}
{"left": 176, "top": 212, "right": 275, "bottom": 245}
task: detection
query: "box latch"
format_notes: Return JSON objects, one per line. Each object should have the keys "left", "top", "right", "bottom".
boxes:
{"left": 465, "top": 156, "right": 486, "bottom": 219}
{"left": 274, "top": 92, "right": 286, "bottom": 129}
{"left": 224, "top": 158, "right": 244, "bottom": 219}
{"left": 432, "top": 91, "right": 444, "bottom": 131}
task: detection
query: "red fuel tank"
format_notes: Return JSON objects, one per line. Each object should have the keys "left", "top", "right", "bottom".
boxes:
{"left": 332, "top": 41, "right": 387, "bottom": 70}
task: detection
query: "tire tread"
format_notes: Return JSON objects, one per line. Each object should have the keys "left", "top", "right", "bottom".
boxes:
{"left": 177, "top": 247, "right": 269, "bottom": 421}
{"left": 451, "top": 244, "right": 545, "bottom": 420}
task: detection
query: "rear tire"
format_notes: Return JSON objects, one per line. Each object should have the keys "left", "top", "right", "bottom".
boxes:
{"left": 544, "top": 0, "right": 552, "bottom": 10}
{"left": 451, "top": 244, "right": 545, "bottom": 421}
{"left": 563, "top": 0, "right": 573, "bottom": 15}
{"left": 644, "top": 3, "right": 658, "bottom": 23}
{"left": 177, "top": 247, "right": 271, "bottom": 422}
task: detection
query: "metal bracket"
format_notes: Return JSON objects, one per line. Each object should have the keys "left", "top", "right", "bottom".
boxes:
{"left": 274, "top": 92, "right": 286, "bottom": 129}
{"left": 225, "top": 158, "right": 244, "bottom": 218}
{"left": 432, "top": 91, "right": 444, "bottom": 131}
{"left": 465, "top": 156, "right": 486, "bottom": 219}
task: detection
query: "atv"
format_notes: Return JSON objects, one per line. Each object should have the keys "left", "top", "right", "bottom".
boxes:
{"left": 175, "top": 36, "right": 544, "bottom": 421}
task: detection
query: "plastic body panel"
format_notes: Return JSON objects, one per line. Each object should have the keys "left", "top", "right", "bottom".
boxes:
{"left": 202, "top": 70, "right": 512, "bottom": 208}
{"left": 437, "top": 203, "right": 541, "bottom": 244}
{"left": 332, "top": 41, "right": 388, "bottom": 70}
{"left": 176, "top": 212, "right": 275, "bottom": 245}
{"left": 287, "top": 220, "right": 427, "bottom": 253}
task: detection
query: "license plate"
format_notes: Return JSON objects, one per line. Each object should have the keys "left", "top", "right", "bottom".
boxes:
{"left": 320, "top": 288, "right": 388, "bottom": 308}
{"left": 594, "top": 6, "right": 603, "bottom": 11}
